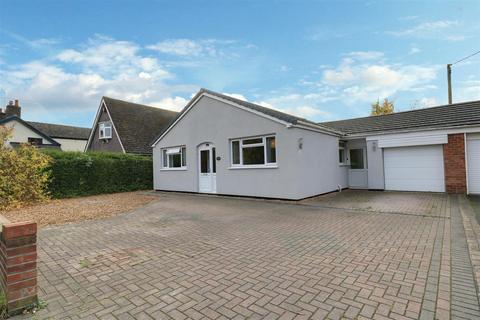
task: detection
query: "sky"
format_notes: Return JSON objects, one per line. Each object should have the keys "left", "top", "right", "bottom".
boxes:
{"left": 0, "top": 0, "right": 479, "bottom": 128}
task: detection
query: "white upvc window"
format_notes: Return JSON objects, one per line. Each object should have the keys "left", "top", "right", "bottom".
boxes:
{"left": 162, "top": 146, "right": 187, "bottom": 169}
{"left": 99, "top": 122, "right": 112, "bottom": 139}
{"left": 230, "top": 135, "right": 276, "bottom": 167}
{"left": 339, "top": 141, "right": 347, "bottom": 165}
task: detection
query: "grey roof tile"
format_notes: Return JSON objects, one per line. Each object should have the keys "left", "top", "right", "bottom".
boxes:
{"left": 321, "top": 100, "right": 480, "bottom": 135}
{"left": 27, "top": 121, "right": 90, "bottom": 140}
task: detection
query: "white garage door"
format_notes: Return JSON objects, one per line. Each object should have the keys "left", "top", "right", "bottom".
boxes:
{"left": 384, "top": 145, "right": 445, "bottom": 192}
{"left": 467, "top": 137, "right": 480, "bottom": 194}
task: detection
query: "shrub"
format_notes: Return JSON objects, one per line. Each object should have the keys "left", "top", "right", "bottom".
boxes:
{"left": 42, "top": 150, "right": 152, "bottom": 198}
{"left": 0, "top": 127, "right": 52, "bottom": 210}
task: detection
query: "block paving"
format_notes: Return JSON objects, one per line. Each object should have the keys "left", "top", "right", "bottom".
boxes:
{"left": 19, "top": 191, "right": 480, "bottom": 319}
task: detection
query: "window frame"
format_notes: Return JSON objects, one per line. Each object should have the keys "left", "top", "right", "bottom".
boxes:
{"left": 99, "top": 121, "right": 112, "bottom": 139}
{"left": 338, "top": 141, "right": 347, "bottom": 165}
{"left": 161, "top": 145, "right": 187, "bottom": 170}
{"left": 349, "top": 148, "right": 366, "bottom": 170}
{"left": 27, "top": 137, "right": 43, "bottom": 146}
{"left": 230, "top": 135, "right": 277, "bottom": 169}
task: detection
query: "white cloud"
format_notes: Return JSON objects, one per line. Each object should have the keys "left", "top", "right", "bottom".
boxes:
{"left": 56, "top": 36, "right": 170, "bottom": 78}
{"left": 149, "top": 96, "right": 188, "bottom": 111}
{"left": 387, "top": 20, "right": 466, "bottom": 41}
{"left": 146, "top": 39, "right": 236, "bottom": 58}
{"left": 0, "top": 36, "right": 196, "bottom": 119}
{"left": 419, "top": 97, "right": 437, "bottom": 107}
{"left": 1, "top": 30, "right": 61, "bottom": 50}
{"left": 399, "top": 15, "right": 419, "bottom": 21}
{"left": 409, "top": 47, "right": 421, "bottom": 54}
{"left": 321, "top": 56, "right": 437, "bottom": 104}
{"left": 457, "top": 79, "right": 480, "bottom": 102}
{"left": 147, "top": 39, "right": 203, "bottom": 56}
{"left": 346, "top": 51, "right": 384, "bottom": 60}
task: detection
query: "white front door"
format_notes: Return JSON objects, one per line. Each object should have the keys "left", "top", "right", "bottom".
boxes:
{"left": 198, "top": 144, "right": 217, "bottom": 193}
{"left": 384, "top": 145, "right": 445, "bottom": 192}
{"left": 467, "top": 136, "right": 480, "bottom": 194}
{"left": 349, "top": 148, "right": 368, "bottom": 188}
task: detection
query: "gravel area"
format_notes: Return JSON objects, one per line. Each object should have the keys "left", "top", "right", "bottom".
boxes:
{"left": 0, "top": 191, "right": 158, "bottom": 228}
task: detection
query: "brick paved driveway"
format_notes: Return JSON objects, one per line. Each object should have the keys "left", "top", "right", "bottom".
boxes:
{"left": 23, "top": 191, "right": 480, "bottom": 319}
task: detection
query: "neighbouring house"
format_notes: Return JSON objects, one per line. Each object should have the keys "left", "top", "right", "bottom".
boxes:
{"left": 0, "top": 100, "right": 90, "bottom": 151}
{"left": 151, "top": 88, "right": 480, "bottom": 199}
{"left": 85, "top": 97, "right": 178, "bottom": 155}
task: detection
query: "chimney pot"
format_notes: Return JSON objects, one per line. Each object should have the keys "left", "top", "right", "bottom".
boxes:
{"left": 5, "top": 99, "right": 21, "bottom": 118}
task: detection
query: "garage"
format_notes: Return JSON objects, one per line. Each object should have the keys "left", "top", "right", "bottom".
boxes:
{"left": 384, "top": 145, "right": 445, "bottom": 192}
{"left": 467, "top": 135, "right": 480, "bottom": 194}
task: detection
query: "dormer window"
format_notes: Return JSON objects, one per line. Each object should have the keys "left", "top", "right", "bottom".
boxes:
{"left": 99, "top": 122, "right": 112, "bottom": 139}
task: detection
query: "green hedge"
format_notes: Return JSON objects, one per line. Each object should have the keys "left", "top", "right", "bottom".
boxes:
{"left": 42, "top": 150, "right": 153, "bottom": 198}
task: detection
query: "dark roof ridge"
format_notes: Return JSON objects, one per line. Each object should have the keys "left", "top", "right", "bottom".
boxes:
{"left": 27, "top": 121, "right": 90, "bottom": 130}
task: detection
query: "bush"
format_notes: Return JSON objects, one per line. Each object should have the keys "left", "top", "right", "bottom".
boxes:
{"left": 0, "top": 127, "right": 52, "bottom": 210}
{"left": 42, "top": 150, "right": 153, "bottom": 198}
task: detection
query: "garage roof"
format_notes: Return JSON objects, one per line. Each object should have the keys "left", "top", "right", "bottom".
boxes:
{"left": 321, "top": 100, "right": 480, "bottom": 135}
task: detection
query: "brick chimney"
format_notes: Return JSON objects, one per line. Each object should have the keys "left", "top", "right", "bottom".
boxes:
{"left": 5, "top": 99, "right": 21, "bottom": 118}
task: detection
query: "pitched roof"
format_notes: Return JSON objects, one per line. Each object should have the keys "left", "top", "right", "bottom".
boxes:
{"left": 27, "top": 121, "right": 90, "bottom": 140}
{"left": 103, "top": 97, "right": 178, "bottom": 154}
{"left": 152, "top": 88, "right": 340, "bottom": 146}
{"left": 321, "top": 100, "right": 480, "bottom": 136}
{"left": 0, "top": 116, "right": 61, "bottom": 146}
{"left": 201, "top": 89, "right": 324, "bottom": 126}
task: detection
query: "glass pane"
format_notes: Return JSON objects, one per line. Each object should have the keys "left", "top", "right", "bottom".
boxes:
{"left": 242, "top": 138, "right": 263, "bottom": 145}
{"left": 266, "top": 137, "right": 276, "bottom": 163}
{"left": 350, "top": 149, "right": 364, "bottom": 169}
{"left": 200, "top": 150, "right": 209, "bottom": 173}
{"left": 163, "top": 150, "right": 167, "bottom": 167}
{"left": 232, "top": 141, "right": 240, "bottom": 164}
{"left": 339, "top": 149, "right": 344, "bottom": 163}
{"left": 169, "top": 153, "right": 182, "bottom": 168}
{"left": 212, "top": 148, "right": 216, "bottom": 173}
{"left": 181, "top": 147, "right": 186, "bottom": 167}
{"left": 242, "top": 146, "right": 265, "bottom": 165}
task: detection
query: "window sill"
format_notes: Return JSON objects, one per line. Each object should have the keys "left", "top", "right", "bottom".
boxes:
{"left": 339, "top": 163, "right": 349, "bottom": 167}
{"left": 160, "top": 167, "right": 188, "bottom": 171}
{"left": 229, "top": 165, "right": 278, "bottom": 170}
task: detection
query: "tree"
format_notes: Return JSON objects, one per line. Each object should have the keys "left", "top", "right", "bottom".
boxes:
{"left": 0, "top": 127, "right": 52, "bottom": 210}
{"left": 371, "top": 98, "right": 395, "bottom": 116}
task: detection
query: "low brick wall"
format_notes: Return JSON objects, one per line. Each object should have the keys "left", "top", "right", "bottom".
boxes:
{"left": 0, "top": 220, "right": 38, "bottom": 315}
{"left": 444, "top": 133, "right": 467, "bottom": 193}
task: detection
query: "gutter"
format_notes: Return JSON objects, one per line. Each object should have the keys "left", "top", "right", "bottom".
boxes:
{"left": 343, "top": 123, "right": 480, "bottom": 139}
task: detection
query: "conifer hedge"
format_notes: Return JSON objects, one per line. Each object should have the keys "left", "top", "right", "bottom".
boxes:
{"left": 42, "top": 150, "right": 153, "bottom": 198}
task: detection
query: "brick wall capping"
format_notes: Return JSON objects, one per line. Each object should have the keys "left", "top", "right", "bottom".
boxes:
{"left": 2, "top": 222, "right": 37, "bottom": 240}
